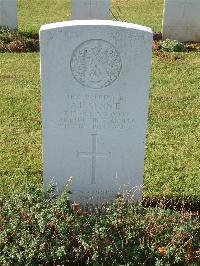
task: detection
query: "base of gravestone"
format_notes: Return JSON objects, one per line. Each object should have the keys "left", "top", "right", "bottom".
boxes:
{"left": 70, "top": 190, "right": 142, "bottom": 213}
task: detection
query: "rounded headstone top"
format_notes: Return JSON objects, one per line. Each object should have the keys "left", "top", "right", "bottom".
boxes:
{"left": 40, "top": 20, "right": 153, "bottom": 36}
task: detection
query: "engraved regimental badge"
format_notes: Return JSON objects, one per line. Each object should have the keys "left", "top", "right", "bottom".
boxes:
{"left": 70, "top": 39, "right": 122, "bottom": 89}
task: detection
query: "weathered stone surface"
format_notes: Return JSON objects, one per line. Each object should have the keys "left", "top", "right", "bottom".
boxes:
{"left": 0, "top": 0, "right": 17, "bottom": 29}
{"left": 163, "top": 0, "right": 200, "bottom": 42}
{"left": 40, "top": 20, "right": 153, "bottom": 204}
{"left": 71, "top": 0, "right": 110, "bottom": 20}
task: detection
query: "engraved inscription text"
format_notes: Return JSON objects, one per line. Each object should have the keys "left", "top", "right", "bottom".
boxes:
{"left": 59, "top": 94, "right": 134, "bottom": 130}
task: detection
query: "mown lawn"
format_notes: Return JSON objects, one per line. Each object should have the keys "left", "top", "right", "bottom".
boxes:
{"left": 0, "top": 53, "right": 42, "bottom": 193}
{"left": 0, "top": 52, "right": 199, "bottom": 201}
{"left": 145, "top": 52, "right": 200, "bottom": 201}
{"left": 0, "top": 0, "right": 199, "bottom": 202}
{"left": 17, "top": 0, "right": 164, "bottom": 34}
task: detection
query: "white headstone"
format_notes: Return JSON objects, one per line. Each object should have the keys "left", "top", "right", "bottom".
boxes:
{"left": 162, "top": 0, "right": 200, "bottom": 42}
{"left": 71, "top": 0, "right": 110, "bottom": 20}
{"left": 40, "top": 20, "right": 153, "bottom": 204}
{"left": 0, "top": 0, "right": 17, "bottom": 29}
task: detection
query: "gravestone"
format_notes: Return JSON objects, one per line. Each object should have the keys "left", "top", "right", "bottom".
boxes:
{"left": 40, "top": 20, "right": 153, "bottom": 204}
{"left": 71, "top": 0, "right": 110, "bottom": 20}
{"left": 162, "top": 0, "right": 200, "bottom": 42}
{"left": 0, "top": 0, "right": 17, "bottom": 29}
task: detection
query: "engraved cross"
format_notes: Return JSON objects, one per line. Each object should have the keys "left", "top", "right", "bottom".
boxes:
{"left": 77, "top": 134, "right": 111, "bottom": 184}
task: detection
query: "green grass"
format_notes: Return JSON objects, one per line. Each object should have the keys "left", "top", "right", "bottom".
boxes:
{"left": 17, "top": 0, "right": 70, "bottom": 35}
{"left": 111, "top": 0, "right": 163, "bottom": 32}
{"left": 0, "top": 53, "right": 42, "bottom": 193}
{"left": 0, "top": 52, "right": 199, "bottom": 201}
{"left": 145, "top": 52, "right": 200, "bottom": 201}
{"left": 17, "top": 0, "right": 164, "bottom": 35}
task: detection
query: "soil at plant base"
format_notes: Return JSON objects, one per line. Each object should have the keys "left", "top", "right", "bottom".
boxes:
{"left": 185, "top": 42, "right": 200, "bottom": 52}
{"left": 0, "top": 29, "right": 39, "bottom": 52}
{"left": 153, "top": 32, "right": 162, "bottom": 41}
{"left": 143, "top": 197, "right": 200, "bottom": 214}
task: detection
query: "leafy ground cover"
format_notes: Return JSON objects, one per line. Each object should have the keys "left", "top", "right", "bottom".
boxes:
{"left": 0, "top": 185, "right": 199, "bottom": 265}
{"left": 0, "top": 28, "right": 39, "bottom": 52}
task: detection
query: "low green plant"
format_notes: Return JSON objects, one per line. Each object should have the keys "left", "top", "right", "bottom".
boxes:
{"left": 159, "top": 39, "right": 187, "bottom": 52}
{"left": 0, "top": 185, "right": 199, "bottom": 265}
{"left": 0, "top": 27, "right": 39, "bottom": 52}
